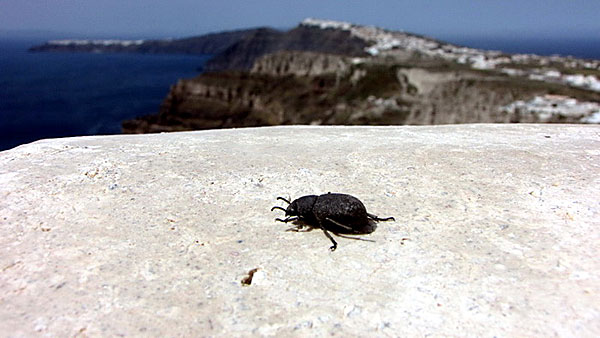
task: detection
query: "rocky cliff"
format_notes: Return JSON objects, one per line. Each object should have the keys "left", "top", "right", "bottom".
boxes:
{"left": 203, "top": 25, "right": 368, "bottom": 71}
{"left": 30, "top": 18, "right": 600, "bottom": 131}
{"left": 250, "top": 51, "right": 351, "bottom": 77}
{"left": 29, "top": 23, "right": 368, "bottom": 72}
{"left": 122, "top": 19, "right": 600, "bottom": 133}
{"left": 123, "top": 49, "right": 600, "bottom": 133}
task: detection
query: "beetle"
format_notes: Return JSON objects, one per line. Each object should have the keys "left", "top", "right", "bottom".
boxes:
{"left": 271, "top": 192, "right": 395, "bottom": 251}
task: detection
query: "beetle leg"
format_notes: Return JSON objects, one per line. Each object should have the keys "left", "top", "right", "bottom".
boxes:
{"left": 317, "top": 219, "right": 338, "bottom": 251}
{"left": 286, "top": 224, "right": 313, "bottom": 232}
{"left": 367, "top": 213, "right": 395, "bottom": 222}
{"left": 275, "top": 216, "right": 298, "bottom": 223}
{"left": 322, "top": 228, "right": 338, "bottom": 251}
{"left": 325, "top": 217, "right": 353, "bottom": 231}
{"left": 271, "top": 206, "right": 287, "bottom": 212}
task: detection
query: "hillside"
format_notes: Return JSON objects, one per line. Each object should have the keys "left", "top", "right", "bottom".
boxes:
{"left": 28, "top": 28, "right": 267, "bottom": 56}
{"left": 28, "top": 19, "right": 600, "bottom": 131}
{"left": 122, "top": 20, "right": 600, "bottom": 133}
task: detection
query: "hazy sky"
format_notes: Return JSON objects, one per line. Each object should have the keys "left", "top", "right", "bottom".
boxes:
{"left": 1, "top": 0, "right": 599, "bottom": 40}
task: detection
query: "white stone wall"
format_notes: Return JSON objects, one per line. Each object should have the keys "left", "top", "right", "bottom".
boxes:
{"left": 1, "top": 125, "right": 599, "bottom": 336}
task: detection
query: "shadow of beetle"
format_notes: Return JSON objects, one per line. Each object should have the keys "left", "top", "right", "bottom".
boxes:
{"left": 271, "top": 192, "right": 395, "bottom": 251}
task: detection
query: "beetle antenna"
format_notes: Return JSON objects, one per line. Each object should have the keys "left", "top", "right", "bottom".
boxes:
{"left": 277, "top": 196, "right": 291, "bottom": 204}
{"left": 271, "top": 206, "right": 287, "bottom": 212}
{"left": 276, "top": 196, "right": 291, "bottom": 204}
{"left": 367, "top": 213, "right": 395, "bottom": 222}
{"left": 333, "top": 233, "right": 376, "bottom": 243}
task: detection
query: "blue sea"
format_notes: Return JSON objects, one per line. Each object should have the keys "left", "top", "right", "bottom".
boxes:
{"left": 447, "top": 37, "right": 600, "bottom": 60}
{"left": 0, "top": 38, "right": 211, "bottom": 151}
{"left": 1, "top": 36, "right": 600, "bottom": 151}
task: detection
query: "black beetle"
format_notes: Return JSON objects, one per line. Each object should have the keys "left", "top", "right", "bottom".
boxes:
{"left": 271, "top": 192, "right": 395, "bottom": 251}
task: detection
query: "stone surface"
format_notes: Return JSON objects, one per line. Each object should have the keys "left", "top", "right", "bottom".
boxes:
{"left": 1, "top": 125, "right": 599, "bottom": 336}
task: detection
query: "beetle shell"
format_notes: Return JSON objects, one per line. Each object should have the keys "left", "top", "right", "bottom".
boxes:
{"left": 312, "top": 193, "right": 372, "bottom": 233}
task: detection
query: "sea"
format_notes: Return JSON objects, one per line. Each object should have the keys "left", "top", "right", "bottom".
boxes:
{"left": 1, "top": 36, "right": 599, "bottom": 151}
{"left": 0, "top": 38, "right": 211, "bottom": 151}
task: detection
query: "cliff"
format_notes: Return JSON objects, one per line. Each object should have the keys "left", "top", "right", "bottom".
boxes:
{"left": 1, "top": 125, "right": 599, "bottom": 336}
{"left": 28, "top": 28, "right": 269, "bottom": 56}
{"left": 123, "top": 51, "right": 600, "bottom": 133}
{"left": 29, "top": 18, "right": 600, "bottom": 131}
{"left": 122, "top": 19, "right": 600, "bottom": 133}
{"left": 250, "top": 51, "right": 351, "bottom": 77}
{"left": 203, "top": 25, "right": 368, "bottom": 71}
{"left": 28, "top": 23, "right": 368, "bottom": 72}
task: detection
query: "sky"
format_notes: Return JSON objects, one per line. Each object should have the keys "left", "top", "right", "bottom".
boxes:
{"left": 0, "top": 0, "right": 599, "bottom": 40}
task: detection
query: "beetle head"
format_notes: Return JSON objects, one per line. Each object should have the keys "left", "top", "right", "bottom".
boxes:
{"left": 287, "top": 195, "right": 317, "bottom": 217}
{"left": 285, "top": 201, "right": 298, "bottom": 216}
